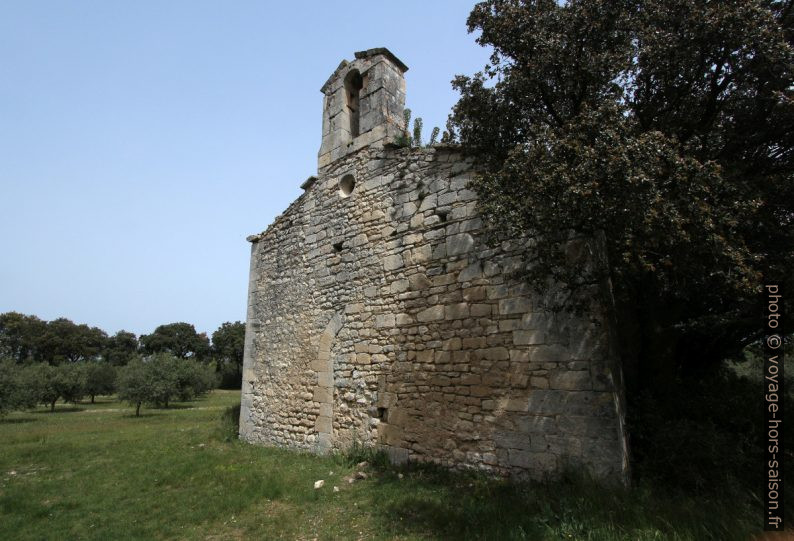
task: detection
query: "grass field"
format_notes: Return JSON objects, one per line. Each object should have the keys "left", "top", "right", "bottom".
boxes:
{"left": 0, "top": 390, "right": 763, "bottom": 540}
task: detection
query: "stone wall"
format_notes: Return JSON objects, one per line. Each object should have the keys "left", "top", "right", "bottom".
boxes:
{"left": 240, "top": 143, "right": 629, "bottom": 482}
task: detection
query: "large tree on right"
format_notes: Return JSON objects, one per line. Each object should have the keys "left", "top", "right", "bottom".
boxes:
{"left": 450, "top": 0, "right": 793, "bottom": 388}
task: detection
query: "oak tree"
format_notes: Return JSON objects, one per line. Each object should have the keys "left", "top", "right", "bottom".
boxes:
{"left": 450, "top": 0, "right": 794, "bottom": 387}
{"left": 211, "top": 321, "right": 245, "bottom": 388}
{"left": 139, "top": 323, "right": 210, "bottom": 360}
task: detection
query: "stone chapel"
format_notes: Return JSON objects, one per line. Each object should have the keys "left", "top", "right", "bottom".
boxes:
{"left": 239, "top": 48, "right": 629, "bottom": 482}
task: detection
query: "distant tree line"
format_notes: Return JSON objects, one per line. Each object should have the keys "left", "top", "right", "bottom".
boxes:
{"left": 0, "top": 312, "right": 245, "bottom": 416}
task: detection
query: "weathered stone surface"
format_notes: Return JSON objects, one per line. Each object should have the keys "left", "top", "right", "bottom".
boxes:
{"left": 315, "top": 416, "right": 332, "bottom": 433}
{"left": 470, "top": 304, "right": 492, "bottom": 317}
{"left": 383, "top": 254, "right": 404, "bottom": 271}
{"left": 317, "top": 371, "right": 333, "bottom": 387}
{"left": 446, "top": 233, "right": 475, "bottom": 256}
{"left": 375, "top": 314, "right": 395, "bottom": 328}
{"left": 508, "top": 449, "right": 557, "bottom": 473}
{"left": 444, "top": 303, "right": 469, "bottom": 320}
{"left": 417, "top": 305, "right": 444, "bottom": 322}
{"left": 549, "top": 370, "right": 592, "bottom": 391}
{"left": 238, "top": 48, "right": 628, "bottom": 485}
{"left": 513, "top": 330, "right": 547, "bottom": 346}
{"left": 458, "top": 262, "right": 482, "bottom": 282}
{"left": 499, "top": 297, "right": 531, "bottom": 315}
{"left": 311, "top": 387, "right": 330, "bottom": 404}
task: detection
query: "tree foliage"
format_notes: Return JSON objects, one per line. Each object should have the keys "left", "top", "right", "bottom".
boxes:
{"left": 0, "top": 312, "right": 235, "bottom": 413}
{"left": 116, "top": 359, "right": 150, "bottom": 417}
{"left": 84, "top": 362, "right": 117, "bottom": 403}
{"left": 0, "top": 313, "right": 110, "bottom": 365}
{"left": 56, "top": 363, "right": 88, "bottom": 405}
{"left": 103, "top": 331, "right": 139, "bottom": 366}
{"left": 116, "top": 353, "right": 217, "bottom": 415}
{"left": 211, "top": 321, "right": 245, "bottom": 388}
{"left": 450, "top": 0, "right": 794, "bottom": 385}
{"left": 0, "top": 312, "right": 46, "bottom": 363}
{"left": 37, "top": 318, "right": 108, "bottom": 364}
{"left": 140, "top": 322, "right": 210, "bottom": 360}
{"left": 25, "top": 363, "right": 87, "bottom": 412}
{"left": 0, "top": 360, "right": 37, "bottom": 415}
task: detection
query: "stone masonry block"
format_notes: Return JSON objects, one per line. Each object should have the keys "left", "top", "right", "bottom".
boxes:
{"left": 444, "top": 303, "right": 469, "bottom": 320}
{"left": 499, "top": 297, "right": 532, "bottom": 315}
{"left": 315, "top": 416, "right": 332, "bottom": 433}
{"left": 417, "top": 305, "right": 444, "bottom": 322}
{"left": 313, "top": 387, "right": 332, "bottom": 404}
{"left": 513, "top": 330, "right": 547, "bottom": 346}
{"left": 446, "top": 233, "right": 475, "bottom": 256}
{"left": 383, "top": 254, "right": 404, "bottom": 271}
{"left": 549, "top": 370, "right": 592, "bottom": 391}
{"left": 317, "top": 371, "right": 333, "bottom": 387}
{"left": 508, "top": 449, "right": 557, "bottom": 472}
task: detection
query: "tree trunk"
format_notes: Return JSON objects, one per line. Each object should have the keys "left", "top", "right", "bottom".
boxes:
{"left": 50, "top": 400, "right": 56, "bottom": 412}
{"left": 91, "top": 395, "right": 95, "bottom": 404}
{"left": 135, "top": 402, "right": 141, "bottom": 417}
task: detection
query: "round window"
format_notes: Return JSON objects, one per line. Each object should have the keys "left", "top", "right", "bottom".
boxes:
{"left": 339, "top": 174, "right": 355, "bottom": 198}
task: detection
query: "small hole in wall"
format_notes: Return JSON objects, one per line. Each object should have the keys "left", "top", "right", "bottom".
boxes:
{"left": 339, "top": 174, "right": 355, "bottom": 198}
{"left": 437, "top": 211, "right": 449, "bottom": 223}
{"left": 333, "top": 242, "right": 343, "bottom": 252}
{"left": 377, "top": 407, "right": 389, "bottom": 422}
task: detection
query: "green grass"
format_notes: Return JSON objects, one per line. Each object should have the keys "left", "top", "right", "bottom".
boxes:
{"left": 0, "top": 391, "right": 763, "bottom": 540}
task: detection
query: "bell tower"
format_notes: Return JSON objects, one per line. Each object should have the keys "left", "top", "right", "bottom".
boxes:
{"left": 318, "top": 48, "right": 408, "bottom": 169}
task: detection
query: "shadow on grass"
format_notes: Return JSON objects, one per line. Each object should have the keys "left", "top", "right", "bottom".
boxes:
{"left": 31, "top": 407, "right": 85, "bottom": 414}
{"left": 0, "top": 417, "right": 36, "bottom": 424}
{"left": 363, "top": 464, "right": 758, "bottom": 541}
{"left": 153, "top": 403, "right": 194, "bottom": 410}
{"left": 120, "top": 412, "right": 162, "bottom": 419}
{"left": 77, "top": 397, "right": 116, "bottom": 405}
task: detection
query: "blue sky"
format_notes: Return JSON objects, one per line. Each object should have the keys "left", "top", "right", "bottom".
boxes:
{"left": 0, "top": 1, "right": 491, "bottom": 338}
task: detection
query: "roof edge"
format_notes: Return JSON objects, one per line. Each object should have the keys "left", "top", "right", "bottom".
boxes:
{"left": 354, "top": 47, "right": 408, "bottom": 73}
